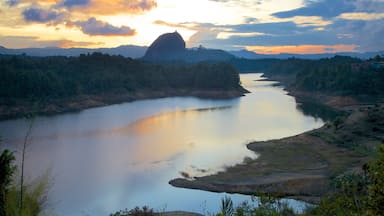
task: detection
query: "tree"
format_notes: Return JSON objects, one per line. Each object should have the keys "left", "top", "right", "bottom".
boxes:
{"left": 19, "top": 114, "right": 35, "bottom": 215}
{"left": 311, "top": 144, "right": 384, "bottom": 215}
{"left": 364, "top": 144, "right": 384, "bottom": 215}
{"left": 0, "top": 149, "right": 15, "bottom": 216}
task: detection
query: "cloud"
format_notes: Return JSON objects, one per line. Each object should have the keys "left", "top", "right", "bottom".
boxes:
{"left": 273, "top": 0, "right": 355, "bottom": 18}
{"left": 338, "top": 12, "right": 384, "bottom": 20}
{"left": 153, "top": 17, "right": 380, "bottom": 52}
{"left": 153, "top": 20, "right": 193, "bottom": 29}
{"left": 208, "top": 0, "right": 263, "bottom": 6}
{"left": 75, "top": 17, "right": 136, "bottom": 36}
{"left": 230, "top": 21, "right": 311, "bottom": 35}
{"left": 332, "top": 19, "right": 384, "bottom": 52}
{"left": 244, "top": 44, "right": 357, "bottom": 54}
{"left": 353, "top": 0, "right": 384, "bottom": 13}
{"left": 9, "top": 0, "right": 158, "bottom": 23}
{"left": 6, "top": 0, "right": 19, "bottom": 6}
{"left": 0, "top": 35, "right": 104, "bottom": 48}
{"left": 63, "top": 0, "right": 157, "bottom": 15}
{"left": 216, "top": 32, "right": 267, "bottom": 39}
{"left": 208, "top": 0, "right": 232, "bottom": 2}
{"left": 22, "top": 7, "right": 61, "bottom": 23}
{"left": 61, "top": 0, "right": 90, "bottom": 8}
{"left": 55, "top": 39, "right": 104, "bottom": 48}
{"left": 287, "top": 16, "right": 332, "bottom": 27}
{"left": 183, "top": 19, "right": 357, "bottom": 51}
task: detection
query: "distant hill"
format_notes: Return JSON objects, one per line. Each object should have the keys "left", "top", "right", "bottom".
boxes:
{"left": 229, "top": 49, "right": 384, "bottom": 60}
{"left": 142, "top": 31, "right": 234, "bottom": 62}
{"left": 0, "top": 45, "right": 147, "bottom": 58}
{"left": 2, "top": 34, "right": 382, "bottom": 62}
{"left": 143, "top": 32, "right": 186, "bottom": 61}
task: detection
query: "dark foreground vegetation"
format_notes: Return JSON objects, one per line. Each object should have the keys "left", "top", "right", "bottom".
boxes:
{"left": 0, "top": 53, "right": 245, "bottom": 119}
{"left": 0, "top": 145, "right": 49, "bottom": 216}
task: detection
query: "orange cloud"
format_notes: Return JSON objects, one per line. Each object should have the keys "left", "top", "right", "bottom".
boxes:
{"left": 74, "top": 17, "right": 136, "bottom": 36}
{"left": 245, "top": 44, "right": 357, "bottom": 54}
{"left": 11, "top": 0, "right": 157, "bottom": 16}
{"left": 56, "top": 39, "right": 104, "bottom": 48}
{"left": 0, "top": 36, "right": 104, "bottom": 48}
{"left": 69, "top": 0, "right": 157, "bottom": 15}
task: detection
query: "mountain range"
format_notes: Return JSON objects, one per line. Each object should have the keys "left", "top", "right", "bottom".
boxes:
{"left": 0, "top": 45, "right": 147, "bottom": 58}
{"left": 228, "top": 49, "right": 384, "bottom": 60}
{"left": 1, "top": 33, "right": 383, "bottom": 60}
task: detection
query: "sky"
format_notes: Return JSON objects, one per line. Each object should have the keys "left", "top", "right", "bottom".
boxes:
{"left": 0, "top": 0, "right": 383, "bottom": 54}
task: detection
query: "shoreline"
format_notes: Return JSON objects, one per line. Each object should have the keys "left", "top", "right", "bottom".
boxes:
{"left": 170, "top": 104, "right": 384, "bottom": 203}
{"left": 261, "top": 74, "right": 384, "bottom": 111}
{"left": 169, "top": 76, "right": 384, "bottom": 204}
{"left": 0, "top": 88, "right": 248, "bottom": 121}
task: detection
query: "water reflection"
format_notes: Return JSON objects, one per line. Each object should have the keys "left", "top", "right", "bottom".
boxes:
{"left": 0, "top": 73, "right": 323, "bottom": 215}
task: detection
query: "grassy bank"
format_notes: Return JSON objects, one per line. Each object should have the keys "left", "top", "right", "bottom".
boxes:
{"left": 170, "top": 104, "right": 384, "bottom": 203}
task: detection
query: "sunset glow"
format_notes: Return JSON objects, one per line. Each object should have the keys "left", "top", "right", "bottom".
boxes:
{"left": 0, "top": 0, "right": 383, "bottom": 53}
{"left": 245, "top": 44, "right": 358, "bottom": 55}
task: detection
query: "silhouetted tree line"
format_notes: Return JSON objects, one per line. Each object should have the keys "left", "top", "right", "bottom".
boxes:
{"left": 0, "top": 53, "right": 241, "bottom": 101}
{"left": 263, "top": 56, "right": 384, "bottom": 95}
{"left": 229, "top": 58, "right": 279, "bottom": 73}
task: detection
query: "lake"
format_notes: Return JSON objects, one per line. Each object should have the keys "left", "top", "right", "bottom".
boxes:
{"left": 0, "top": 73, "right": 324, "bottom": 215}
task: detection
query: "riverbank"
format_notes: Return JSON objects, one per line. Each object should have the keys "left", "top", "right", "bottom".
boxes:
{"left": 169, "top": 74, "right": 384, "bottom": 203}
{"left": 262, "top": 73, "right": 384, "bottom": 111}
{"left": 0, "top": 88, "right": 248, "bottom": 120}
{"left": 170, "top": 104, "right": 384, "bottom": 203}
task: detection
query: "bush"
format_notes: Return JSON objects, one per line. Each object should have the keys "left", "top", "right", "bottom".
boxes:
{"left": 309, "top": 144, "right": 384, "bottom": 216}
{"left": 5, "top": 172, "right": 50, "bottom": 216}
{"left": 216, "top": 196, "right": 295, "bottom": 216}
{"left": 110, "top": 206, "right": 155, "bottom": 216}
{"left": 0, "top": 150, "right": 16, "bottom": 216}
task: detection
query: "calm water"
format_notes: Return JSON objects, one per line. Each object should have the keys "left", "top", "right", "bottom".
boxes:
{"left": 0, "top": 73, "right": 324, "bottom": 215}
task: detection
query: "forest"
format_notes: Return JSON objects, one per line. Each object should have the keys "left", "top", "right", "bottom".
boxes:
{"left": 263, "top": 55, "right": 384, "bottom": 95}
{"left": 0, "top": 53, "right": 242, "bottom": 102}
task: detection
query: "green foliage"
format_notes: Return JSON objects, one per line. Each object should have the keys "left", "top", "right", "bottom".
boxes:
{"left": 250, "top": 196, "right": 295, "bottom": 216}
{"left": 310, "top": 144, "right": 384, "bottom": 216}
{"left": 110, "top": 206, "right": 155, "bottom": 216}
{"left": 264, "top": 56, "right": 384, "bottom": 95}
{"left": 5, "top": 171, "right": 50, "bottom": 216}
{"left": 311, "top": 173, "right": 368, "bottom": 215}
{"left": 364, "top": 144, "right": 384, "bottom": 215}
{"left": 217, "top": 196, "right": 234, "bottom": 216}
{"left": 0, "top": 53, "right": 242, "bottom": 102}
{"left": 332, "top": 116, "right": 345, "bottom": 130}
{"left": 215, "top": 196, "right": 295, "bottom": 216}
{"left": 0, "top": 150, "right": 15, "bottom": 216}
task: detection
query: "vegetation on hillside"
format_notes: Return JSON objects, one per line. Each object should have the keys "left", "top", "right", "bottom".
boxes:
{"left": 0, "top": 53, "right": 242, "bottom": 103}
{"left": 263, "top": 55, "right": 384, "bottom": 96}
